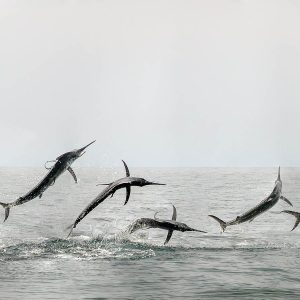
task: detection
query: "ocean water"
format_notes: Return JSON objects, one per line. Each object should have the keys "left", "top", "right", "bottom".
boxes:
{"left": 0, "top": 167, "right": 300, "bottom": 299}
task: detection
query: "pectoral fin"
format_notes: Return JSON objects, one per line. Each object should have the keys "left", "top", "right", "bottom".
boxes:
{"left": 280, "top": 196, "right": 293, "bottom": 207}
{"left": 164, "top": 229, "right": 174, "bottom": 245}
{"left": 39, "top": 194, "right": 43, "bottom": 199}
{"left": 124, "top": 185, "right": 131, "bottom": 205}
{"left": 67, "top": 167, "right": 77, "bottom": 183}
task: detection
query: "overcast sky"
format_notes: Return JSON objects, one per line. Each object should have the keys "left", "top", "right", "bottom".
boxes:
{"left": 0, "top": 0, "right": 299, "bottom": 167}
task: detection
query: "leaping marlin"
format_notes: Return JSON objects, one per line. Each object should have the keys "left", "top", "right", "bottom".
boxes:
{"left": 127, "top": 204, "right": 207, "bottom": 245}
{"left": 0, "top": 140, "right": 96, "bottom": 222}
{"left": 67, "top": 160, "right": 165, "bottom": 237}
{"left": 209, "top": 167, "right": 293, "bottom": 232}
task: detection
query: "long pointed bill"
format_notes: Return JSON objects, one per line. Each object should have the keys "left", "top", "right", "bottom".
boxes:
{"left": 188, "top": 226, "right": 207, "bottom": 233}
{"left": 77, "top": 140, "right": 96, "bottom": 156}
{"left": 147, "top": 182, "right": 166, "bottom": 186}
{"left": 277, "top": 166, "right": 281, "bottom": 181}
{"left": 79, "top": 140, "right": 96, "bottom": 152}
{"left": 192, "top": 229, "right": 208, "bottom": 233}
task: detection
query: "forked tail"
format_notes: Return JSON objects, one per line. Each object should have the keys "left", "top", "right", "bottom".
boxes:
{"left": 208, "top": 215, "right": 227, "bottom": 232}
{"left": 65, "top": 223, "right": 75, "bottom": 238}
{"left": 0, "top": 202, "right": 11, "bottom": 222}
{"left": 281, "top": 210, "right": 300, "bottom": 231}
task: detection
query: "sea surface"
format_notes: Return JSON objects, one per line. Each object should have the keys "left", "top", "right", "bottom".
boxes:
{"left": 0, "top": 167, "right": 300, "bottom": 299}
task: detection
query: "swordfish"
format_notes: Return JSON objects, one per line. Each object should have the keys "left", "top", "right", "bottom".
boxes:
{"left": 127, "top": 204, "right": 207, "bottom": 245}
{"left": 67, "top": 160, "right": 165, "bottom": 237}
{"left": 0, "top": 140, "right": 95, "bottom": 221}
{"left": 209, "top": 167, "right": 292, "bottom": 232}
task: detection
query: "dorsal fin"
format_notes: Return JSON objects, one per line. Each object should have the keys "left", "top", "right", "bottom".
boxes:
{"left": 122, "top": 160, "right": 130, "bottom": 177}
{"left": 171, "top": 204, "right": 177, "bottom": 221}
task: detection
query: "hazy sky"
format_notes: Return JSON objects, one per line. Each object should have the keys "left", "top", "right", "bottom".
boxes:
{"left": 0, "top": 0, "right": 300, "bottom": 167}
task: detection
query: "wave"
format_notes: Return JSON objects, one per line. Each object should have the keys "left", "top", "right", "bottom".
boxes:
{"left": 0, "top": 231, "right": 298, "bottom": 262}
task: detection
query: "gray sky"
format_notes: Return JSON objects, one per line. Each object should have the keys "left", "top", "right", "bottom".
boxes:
{"left": 0, "top": 0, "right": 300, "bottom": 167}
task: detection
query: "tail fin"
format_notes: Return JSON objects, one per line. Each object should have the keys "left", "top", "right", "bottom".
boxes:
{"left": 281, "top": 210, "right": 300, "bottom": 231}
{"left": 0, "top": 202, "right": 10, "bottom": 222}
{"left": 208, "top": 215, "right": 227, "bottom": 232}
{"left": 65, "top": 223, "right": 74, "bottom": 238}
